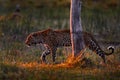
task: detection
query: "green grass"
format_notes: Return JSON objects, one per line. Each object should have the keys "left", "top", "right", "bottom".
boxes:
{"left": 0, "top": 47, "right": 120, "bottom": 80}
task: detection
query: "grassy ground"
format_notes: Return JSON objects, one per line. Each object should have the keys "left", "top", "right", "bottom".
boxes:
{"left": 0, "top": 6, "right": 120, "bottom": 80}
{"left": 0, "top": 56, "right": 120, "bottom": 80}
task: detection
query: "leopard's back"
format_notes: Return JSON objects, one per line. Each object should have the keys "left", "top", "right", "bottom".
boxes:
{"left": 53, "top": 30, "right": 71, "bottom": 47}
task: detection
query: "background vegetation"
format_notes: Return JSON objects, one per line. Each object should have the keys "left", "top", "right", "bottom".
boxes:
{"left": 0, "top": 0, "right": 120, "bottom": 80}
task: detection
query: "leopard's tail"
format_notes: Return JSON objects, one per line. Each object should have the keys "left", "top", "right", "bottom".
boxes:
{"left": 105, "top": 46, "right": 114, "bottom": 56}
{"left": 88, "top": 37, "right": 114, "bottom": 63}
{"left": 94, "top": 45, "right": 114, "bottom": 63}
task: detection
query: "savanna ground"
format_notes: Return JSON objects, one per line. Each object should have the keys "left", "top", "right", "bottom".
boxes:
{"left": 0, "top": 1, "right": 120, "bottom": 80}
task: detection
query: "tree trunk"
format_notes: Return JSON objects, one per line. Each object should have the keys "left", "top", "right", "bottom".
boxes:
{"left": 70, "top": 0, "right": 85, "bottom": 57}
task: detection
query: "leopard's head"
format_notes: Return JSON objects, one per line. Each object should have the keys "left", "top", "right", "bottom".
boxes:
{"left": 25, "top": 29, "right": 53, "bottom": 47}
{"left": 25, "top": 32, "right": 43, "bottom": 47}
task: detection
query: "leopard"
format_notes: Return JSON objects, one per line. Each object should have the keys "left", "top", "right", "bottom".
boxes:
{"left": 25, "top": 29, "right": 114, "bottom": 63}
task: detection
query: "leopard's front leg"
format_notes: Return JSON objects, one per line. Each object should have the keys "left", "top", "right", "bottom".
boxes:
{"left": 41, "top": 46, "right": 51, "bottom": 63}
{"left": 51, "top": 47, "right": 57, "bottom": 63}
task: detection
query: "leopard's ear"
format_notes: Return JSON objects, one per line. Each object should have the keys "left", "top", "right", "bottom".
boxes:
{"left": 27, "top": 33, "right": 34, "bottom": 39}
{"left": 32, "top": 33, "right": 38, "bottom": 37}
{"left": 43, "top": 28, "right": 53, "bottom": 34}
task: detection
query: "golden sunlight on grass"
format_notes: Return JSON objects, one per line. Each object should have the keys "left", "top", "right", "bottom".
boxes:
{"left": 15, "top": 49, "right": 94, "bottom": 69}
{"left": 2, "top": 50, "right": 84, "bottom": 70}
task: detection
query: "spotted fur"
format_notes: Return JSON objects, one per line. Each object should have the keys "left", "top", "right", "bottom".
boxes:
{"left": 25, "top": 29, "right": 114, "bottom": 63}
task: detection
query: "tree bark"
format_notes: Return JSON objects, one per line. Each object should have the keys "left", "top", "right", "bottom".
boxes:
{"left": 70, "top": 0, "right": 85, "bottom": 57}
